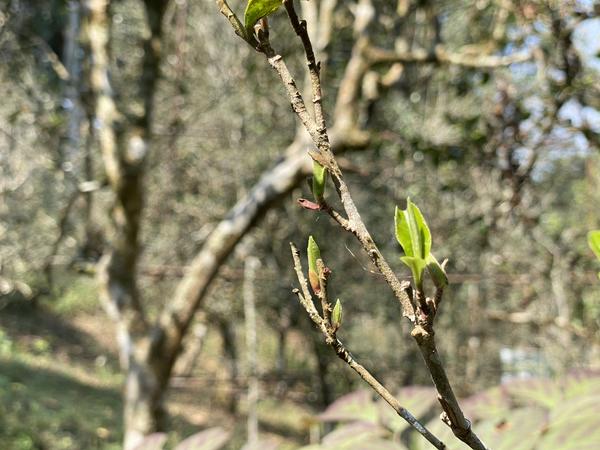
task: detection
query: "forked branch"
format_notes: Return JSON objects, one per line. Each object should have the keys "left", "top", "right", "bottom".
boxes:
{"left": 217, "top": 0, "right": 490, "bottom": 448}
{"left": 290, "top": 243, "right": 446, "bottom": 450}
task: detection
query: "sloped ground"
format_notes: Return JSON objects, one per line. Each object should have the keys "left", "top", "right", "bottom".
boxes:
{"left": 0, "top": 296, "right": 314, "bottom": 450}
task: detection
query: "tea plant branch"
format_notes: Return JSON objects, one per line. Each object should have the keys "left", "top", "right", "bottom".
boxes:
{"left": 218, "top": 1, "right": 489, "bottom": 448}
{"left": 290, "top": 243, "right": 447, "bottom": 450}
{"left": 283, "top": 0, "right": 328, "bottom": 144}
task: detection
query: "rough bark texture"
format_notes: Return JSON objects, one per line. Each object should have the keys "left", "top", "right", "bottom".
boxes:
{"left": 84, "top": 0, "right": 168, "bottom": 447}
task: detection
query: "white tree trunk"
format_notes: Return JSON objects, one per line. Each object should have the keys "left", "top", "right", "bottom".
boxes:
{"left": 123, "top": 360, "right": 166, "bottom": 450}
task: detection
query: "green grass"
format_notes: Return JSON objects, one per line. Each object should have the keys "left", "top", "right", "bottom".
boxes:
{"left": 0, "top": 297, "right": 124, "bottom": 450}
{"left": 0, "top": 272, "right": 313, "bottom": 450}
{"left": 0, "top": 357, "right": 123, "bottom": 450}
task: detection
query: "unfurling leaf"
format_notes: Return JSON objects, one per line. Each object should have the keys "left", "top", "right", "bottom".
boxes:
{"left": 588, "top": 230, "right": 600, "bottom": 261}
{"left": 312, "top": 161, "right": 327, "bottom": 203}
{"left": 394, "top": 198, "right": 431, "bottom": 259}
{"left": 332, "top": 298, "right": 343, "bottom": 330}
{"left": 395, "top": 198, "right": 432, "bottom": 290}
{"left": 426, "top": 254, "right": 448, "bottom": 289}
{"left": 307, "top": 236, "right": 321, "bottom": 293}
{"left": 244, "top": 0, "right": 282, "bottom": 32}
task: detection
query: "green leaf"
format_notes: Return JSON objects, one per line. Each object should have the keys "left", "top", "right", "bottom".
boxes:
{"left": 394, "top": 206, "right": 413, "bottom": 257}
{"left": 244, "top": 0, "right": 282, "bottom": 31}
{"left": 312, "top": 161, "right": 327, "bottom": 203}
{"left": 400, "top": 256, "right": 427, "bottom": 288}
{"left": 332, "top": 299, "right": 343, "bottom": 329}
{"left": 307, "top": 236, "right": 321, "bottom": 293}
{"left": 394, "top": 198, "right": 431, "bottom": 259}
{"left": 588, "top": 230, "right": 600, "bottom": 261}
{"left": 426, "top": 254, "right": 448, "bottom": 289}
{"left": 395, "top": 199, "right": 433, "bottom": 289}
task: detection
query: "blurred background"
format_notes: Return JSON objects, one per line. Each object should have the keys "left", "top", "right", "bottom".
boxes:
{"left": 0, "top": 0, "right": 599, "bottom": 449}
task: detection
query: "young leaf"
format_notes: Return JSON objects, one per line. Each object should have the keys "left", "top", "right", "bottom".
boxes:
{"left": 588, "top": 230, "right": 600, "bottom": 261}
{"left": 332, "top": 298, "right": 343, "bottom": 330}
{"left": 312, "top": 161, "right": 327, "bottom": 203}
{"left": 394, "top": 206, "right": 413, "bottom": 257}
{"left": 307, "top": 236, "right": 321, "bottom": 293}
{"left": 244, "top": 0, "right": 282, "bottom": 32}
{"left": 394, "top": 198, "right": 431, "bottom": 259}
{"left": 426, "top": 254, "right": 448, "bottom": 289}
{"left": 395, "top": 199, "right": 433, "bottom": 290}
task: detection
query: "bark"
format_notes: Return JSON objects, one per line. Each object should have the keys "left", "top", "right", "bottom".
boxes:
{"left": 83, "top": 0, "right": 168, "bottom": 448}
{"left": 174, "top": 322, "right": 208, "bottom": 377}
{"left": 123, "top": 359, "right": 167, "bottom": 449}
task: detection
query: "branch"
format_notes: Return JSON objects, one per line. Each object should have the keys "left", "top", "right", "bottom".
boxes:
{"left": 149, "top": 0, "right": 378, "bottom": 380}
{"left": 84, "top": 0, "right": 149, "bottom": 343}
{"left": 366, "top": 44, "right": 533, "bottom": 69}
{"left": 152, "top": 132, "right": 369, "bottom": 368}
{"left": 217, "top": 1, "right": 490, "bottom": 447}
{"left": 486, "top": 310, "right": 597, "bottom": 342}
{"left": 290, "top": 243, "right": 447, "bottom": 450}
{"left": 284, "top": 0, "right": 328, "bottom": 148}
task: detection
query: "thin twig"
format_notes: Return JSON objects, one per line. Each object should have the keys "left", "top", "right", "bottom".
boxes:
{"left": 283, "top": 0, "right": 329, "bottom": 150}
{"left": 289, "top": 243, "right": 446, "bottom": 450}
{"left": 281, "top": 2, "right": 488, "bottom": 446}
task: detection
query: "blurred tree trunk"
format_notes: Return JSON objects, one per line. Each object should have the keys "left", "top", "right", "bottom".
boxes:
{"left": 219, "top": 317, "right": 240, "bottom": 414}
{"left": 244, "top": 256, "right": 260, "bottom": 445}
{"left": 83, "top": 0, "right": 169, "bottom": 447}
{"left": 43, "top": 0, "right": 84, "bottom": 292}
{"left": 276, "top": 327, "right": 287, "bottom": 376}
{"left": 311, "top": 332, "right": 332, "bottom": 408}
{"left": 62, "top": 0, "right": 82, "bottom": 167}
{"left": 174, "top": 322, "right": 208, "bottom": 377}
{"left": 82, "top": 0, "right": 373, "bottom": 446}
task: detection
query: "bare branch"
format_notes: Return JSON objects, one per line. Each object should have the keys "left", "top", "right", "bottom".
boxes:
{"left": 365, "top": 44, "right": 533, "bottom": 69}
{"left": 289, "top": 243, "right": 447, "bottom": 450}
{"left": 284, "top": 0, "right": 328, "bottom": 149}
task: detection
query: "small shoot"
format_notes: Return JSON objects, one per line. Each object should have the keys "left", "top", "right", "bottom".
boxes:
{"left": 395, "top": 198, "right": 447, "bottom": 291}
{"left": 307, "top": 236, "right": 322, "bottom": 293}
{"left": 332, "top": 298, "right": 343, "bottom": 332}
{"left": 426, "top": 254, "right": 448, "bottom": 290}
{"left": 312, "top": 161, "right": 327, "bottom": 203}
